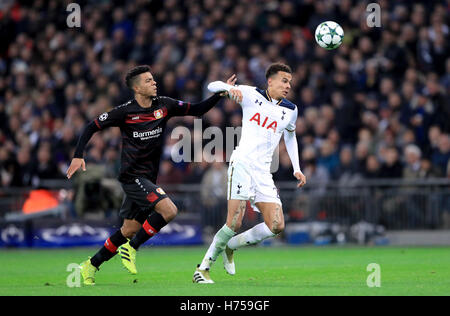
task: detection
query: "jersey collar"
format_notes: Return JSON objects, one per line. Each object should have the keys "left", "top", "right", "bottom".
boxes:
{"left": 256, "top": 88, "right": 283, "bottom": 105}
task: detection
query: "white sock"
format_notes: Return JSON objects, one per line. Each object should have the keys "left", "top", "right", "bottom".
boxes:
{"left": 199, "top": 224, "right": 235, "bottom": 270}
{"left": 227, "top": 222, "right": 275, "bottom": 250}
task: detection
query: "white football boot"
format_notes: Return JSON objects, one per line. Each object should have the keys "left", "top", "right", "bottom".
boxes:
{"left": 193, "top": 265, "right": 214, "bottom": 284}
{"left": 222, "top": 246, "right": 235, "bottom": 275}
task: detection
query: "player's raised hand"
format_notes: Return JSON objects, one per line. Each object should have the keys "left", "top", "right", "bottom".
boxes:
{"left": 219, "top": 74, "right": 238, "bottom": 97}
{"left": 294, "top": 171, "right": 307, "bottom": 188}
{"left": 226, "top": 74, "right": 237, "bottom": 86}
{"left": 66, "top": 158, "right": 86, "bottom": 179}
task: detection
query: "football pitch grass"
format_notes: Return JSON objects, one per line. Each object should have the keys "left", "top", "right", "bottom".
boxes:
{"left": 0, "top": 246, "right": 449, "bottom": 296}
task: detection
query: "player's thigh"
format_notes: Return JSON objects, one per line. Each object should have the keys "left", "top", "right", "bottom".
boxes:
{"left": 228, "top": 161, "right": 253, "bottom": 201}
{"left": 154, "top": 197, "right": 178, "bottom": 222}
{"left": 255, "top": 202, "right": 285, "bottom": 234}
{"left": 118, "top": 195, "right": 149, "bottom": 224}
{"left": 121, "top": 177, "right": 168, "bottom": 215}
{"left": 226, "top": 199, "right": 247, "bottom": 232}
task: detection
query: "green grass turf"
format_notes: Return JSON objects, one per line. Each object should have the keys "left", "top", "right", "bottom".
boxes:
{"left": 0, "top": 246, "right": 449, "bottom": 296}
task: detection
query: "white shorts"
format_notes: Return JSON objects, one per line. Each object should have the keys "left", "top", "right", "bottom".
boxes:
{"left": 227, "top": 160, "right": 281, "bottom": 211}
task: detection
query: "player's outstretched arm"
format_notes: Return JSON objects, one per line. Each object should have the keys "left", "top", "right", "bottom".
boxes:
{"left": 207, "top": 76, "right": 243, "bottom": 103}
{"left": 66, "top": 120, "right": 100, "bottom": 179}
{"left": 182, "top": 75, "right": 238, "bottom": 116}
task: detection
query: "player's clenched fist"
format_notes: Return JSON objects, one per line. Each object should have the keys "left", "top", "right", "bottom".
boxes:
{"left": 66, "top": 158, "right": 86, "bottom": 179}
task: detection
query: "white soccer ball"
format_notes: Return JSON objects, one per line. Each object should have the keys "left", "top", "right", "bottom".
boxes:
{"left": 315, "top": 21, "right": 344, "bottom": 50}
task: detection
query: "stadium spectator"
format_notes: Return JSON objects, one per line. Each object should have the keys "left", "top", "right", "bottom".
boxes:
{"left": 432, "top": 134, "right": 450, "bottom": 176}
{"left": 317, "top": 140, "right": 339, "bottom": 176}
{"left": 11, "top": 147, "right": 33, "bottom": 187}
{"left": 364, "top": 155, "right": 381, "bottom": 179}
{"left": 31, "top": 143, "right": 62, "bottom": 185}
{"left": 334, "top": 146, "right": 356, "bottom": 181}
{"left": 0, "top": 0, "right": 447, "bottom": 190}
{"left": 403, "top": 144, "right": 423, "bottom": 180}
{"left": 200, "top": 159, "right": 227, "bottom": 231}
{"left": 379, "top": 147, "right": 403, "bottom": 179}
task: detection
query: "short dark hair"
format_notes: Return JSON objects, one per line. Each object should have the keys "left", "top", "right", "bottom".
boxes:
{"left": 265, "top": 63, "right": 292, "bottom": 79}
{"left": 125, "top": 65, "right": 151, "bottom": 89}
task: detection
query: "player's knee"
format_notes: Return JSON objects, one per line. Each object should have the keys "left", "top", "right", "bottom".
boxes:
{"left": 121, "top": 226, "right": 138, "bottom": 239}
{"left": 163, "top": 203, "right": 178, "bottom": 221}
{"left": 155, "top": 199, "right": 178, "bottom": 222}
{"left": 270, "top": 221, "right": 285, "bottom": 235}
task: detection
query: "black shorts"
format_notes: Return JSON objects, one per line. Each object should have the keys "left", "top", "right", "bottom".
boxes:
{"left": 119, "top": 177, "right": 168, "bottom": 224}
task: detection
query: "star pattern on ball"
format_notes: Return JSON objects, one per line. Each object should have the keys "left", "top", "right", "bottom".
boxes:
{"left": 316, "top": 33, "right": 324, "bottom": 42}
{"left": 328, "top": 27, "right": 337, "bottom": 36}
{"left": 315, "top": 21, "right": 344, "bottom": 50}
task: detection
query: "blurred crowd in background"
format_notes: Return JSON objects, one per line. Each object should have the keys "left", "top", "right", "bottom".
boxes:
{"left": 0, "top": 0, "right": 449, "bottom": 192}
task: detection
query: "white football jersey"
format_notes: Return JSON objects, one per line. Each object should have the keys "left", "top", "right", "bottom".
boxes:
{"left": 229, "top": 84, "right": 298, "bottom": 172}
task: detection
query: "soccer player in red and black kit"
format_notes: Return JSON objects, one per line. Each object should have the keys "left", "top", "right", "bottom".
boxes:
{"left": 67, "top": 65, "right": 234, "bottom": 285}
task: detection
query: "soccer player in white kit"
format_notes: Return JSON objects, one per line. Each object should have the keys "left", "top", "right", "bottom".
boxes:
{"left": 193, "top": 63, "right": 306, "bottom": 283}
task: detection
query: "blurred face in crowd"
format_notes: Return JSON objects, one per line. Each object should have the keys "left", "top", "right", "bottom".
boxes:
{"left": 421, "top": 159, "right": 431, "bottom": 172}
{"left": 38, "top": 147, "right": 51, "bottom": 164}
{"left": 133, "top": 72, "right": 157, "bottom": 98}
{"left": 405, "top": 147, "right": 421, "bottom": 165}
{"left": 340, "top": 147, "right": 353, "bottom": 166}
{"left": 356, "top": 142, "right": 369, "bottom": 160}
{"left": 438, "top": 135, "right": 450, "bottom": 153}
{"left": 366, "top": 155, "right": 380, "bottom": 172}
{"left": 320, "top": 140, "right": 335, "bottom": 158}
{"left": 17, "top": 148, "right": 30, "bottom": 165}
{"left": 267, "top": 71, "right": 292, "bottom": 100}
{"left": 0, "top": 148, "right": 9, "bottom": 162}
{"left": 385, "top": 148, "right": 399, "bottom": 166}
